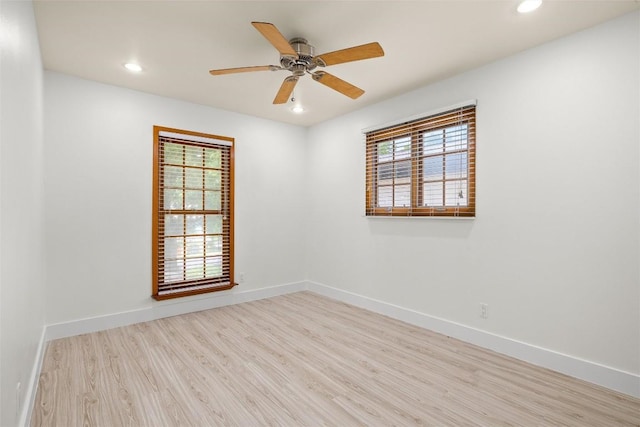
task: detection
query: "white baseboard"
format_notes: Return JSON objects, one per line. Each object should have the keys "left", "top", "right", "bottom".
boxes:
{"left": 20, "top": 326, "right": 47, "bottom": 427}
{"left": 45, "top": 281, "right": 307, "bottom": 341}
{"left": 306, "top": 280, "right": 640, "bottom": 398}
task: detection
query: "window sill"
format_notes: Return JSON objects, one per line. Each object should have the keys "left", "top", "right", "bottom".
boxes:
{"left": 363, "top": 215, "right": 475, "bottom": 220}
{"left": 152, "top": 282, "right": 238, "bottom": 301}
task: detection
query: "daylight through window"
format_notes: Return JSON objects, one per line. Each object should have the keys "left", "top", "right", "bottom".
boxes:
{"left": 365, "top": 105, "right": 476, "bottom": 217}
{"left": 152, "top": 126, "right": 235, "bottom": 300}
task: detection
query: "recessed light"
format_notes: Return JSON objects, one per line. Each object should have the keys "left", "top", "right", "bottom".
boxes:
{"left": 124, "top": 62, "right": 143, "bottom": 73}
{"left": 517, "top": 0, "right": 542, "bottom": 13}
{"left": 291, "top": 105, "right": 305, "bottom": 114}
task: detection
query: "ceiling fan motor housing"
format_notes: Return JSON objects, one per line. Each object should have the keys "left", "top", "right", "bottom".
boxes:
{"left": 280, "top": 38, "right": 318, "bottom": 74}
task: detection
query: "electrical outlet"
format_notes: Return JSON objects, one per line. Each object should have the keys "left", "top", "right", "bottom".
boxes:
{"left": 480, "top": 303, "right": 488, "bottom": 319}
{"left": 238, "top": 272, "right": 245, "bottom": 283}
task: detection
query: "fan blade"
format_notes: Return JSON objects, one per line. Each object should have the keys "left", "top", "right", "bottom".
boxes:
{"left": 209, "top": 65, "right": 279, "bottom": 76}
{"left": 314, "top": 42, "right": 384, "bottom": 67}
{"left": 251, "top": 22, "right": 297, "bottom": 57}
{"left": 273, "top": 76, "right": 299, "bottom": 104}
{"left": 312, "top": 71, "right": 364, "bottom": 99}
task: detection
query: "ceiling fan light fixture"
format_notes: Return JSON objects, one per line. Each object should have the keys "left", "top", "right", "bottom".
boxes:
{"left": 517, "top": 0, "right": 542, "bottom": 13}
{"left": 291, "top": 105, "right": 305, "bottom": 114}
{"left": 124, "top": 62, "right": 143, "bottom": 73}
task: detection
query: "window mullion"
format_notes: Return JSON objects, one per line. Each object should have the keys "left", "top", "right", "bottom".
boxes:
{"left": 371, "top": 143, "right": 375, "bottom": 211}
{"left": 412, "top": 129, "right": 421, "bottom": 209}
{"left": 439, "top": 129, "right": 444, "bottom": 208}
{"left": 201, "top": 150, "right": 207, "bottom": 279}
{"left": 221, "top": 154, "right": 227, "bottom": 277}
{"left": 182, "top": 147, "right": 187, "bottom": 282}
{"left": 391, "top": 140, "right": 395, "bottom": 209}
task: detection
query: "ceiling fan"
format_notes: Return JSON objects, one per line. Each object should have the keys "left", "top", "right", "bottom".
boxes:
{"left": 209, "top": 22, "right": 385, "bottom": 104}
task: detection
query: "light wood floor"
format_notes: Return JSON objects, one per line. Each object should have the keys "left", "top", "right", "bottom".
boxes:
{"left": 32, "top": 291, "right": 640, "bottom": 426}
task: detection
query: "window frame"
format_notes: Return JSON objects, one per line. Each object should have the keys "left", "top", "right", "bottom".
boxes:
{"left": 365, "top": 105, "right": 476, "bottom": 217}
{"left": 152, "top": 126, "right": 236, "bottom": 300}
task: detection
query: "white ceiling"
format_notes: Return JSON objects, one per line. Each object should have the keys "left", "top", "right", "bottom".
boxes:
{"left": 33, "top": 1, "right": 638, "bottom": 127}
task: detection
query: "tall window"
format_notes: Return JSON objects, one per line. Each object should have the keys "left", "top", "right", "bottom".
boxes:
{"left": 152, "top": 126, "right": 235, "bottom": 300}
{"left": 365, "top": 105, "right": 476, "bottom": 217}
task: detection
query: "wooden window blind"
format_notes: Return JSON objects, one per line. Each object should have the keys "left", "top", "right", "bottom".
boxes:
{"left": 365, "top": 104, "right": 476, "bottom": 217}
{"left": 152, "top": 126, "right": 236, "bottom": 300}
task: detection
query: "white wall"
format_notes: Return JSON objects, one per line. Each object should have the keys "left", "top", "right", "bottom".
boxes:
{"left": 306, "top": 11, "right": 639, "bottom": 376}
{"left": 44, "top": 72, "right": 308, "bottom": 324}
{"left": 0, "top": 0, "right": 46, "bottom": 425}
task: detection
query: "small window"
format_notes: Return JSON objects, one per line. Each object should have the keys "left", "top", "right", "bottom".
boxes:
{"left": 152, "top": 126, "right": 236, "bottom": 300}
{"left": 365, "top": 105, "right": 476, "bottom": 217}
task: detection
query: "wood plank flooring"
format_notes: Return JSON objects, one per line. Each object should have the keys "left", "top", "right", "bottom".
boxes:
{"left": 31, "top": 291, "right": 640, "bottom": 426}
